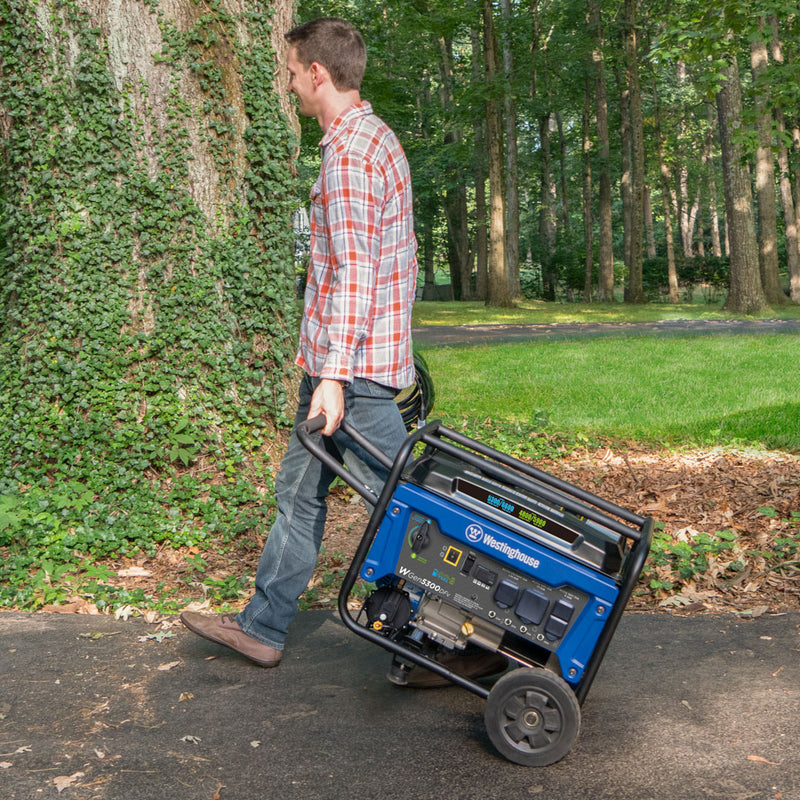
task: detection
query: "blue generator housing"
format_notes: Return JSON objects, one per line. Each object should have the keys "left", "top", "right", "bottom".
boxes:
{"left": 298, "top": 418, "right": 653, "bottom": 767}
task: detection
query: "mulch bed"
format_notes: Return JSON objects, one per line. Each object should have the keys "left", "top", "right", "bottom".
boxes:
{"left": 60, "top": 444, "right": 800, "bottom": 619}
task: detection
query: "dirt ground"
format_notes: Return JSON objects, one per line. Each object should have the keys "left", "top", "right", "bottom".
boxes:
{"left": 81, "top": 442, "right": 800, "bottom": 620}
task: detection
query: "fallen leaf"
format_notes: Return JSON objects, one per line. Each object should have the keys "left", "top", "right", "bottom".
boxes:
{"left": 181, "top": 735, "right": 201, "bottom": 744}
{"left": 659, "top": 594, "right": 694, "bottom": 608}
{"left": 157, "top": 660, "right": 181, "bottom": 671}
{"left": 681, "top": 700, "right": 693, "bottom": 711}
{"left": 40, "top": 597, "right": 100, "bottom": 615}
{"left": 117, "top": 567, "right": 152, "bottom": 578}
{"left": 143, "top": 610, "right": 160, "bottom": 624}
{"left": 0, "top": 762, "right": 12, "bottom": 769}
{"left": 115, "top": 605, "right": 137, "bottom": 620}
{"left": 138, "top": 631, "right": 176, "bottom": 643}
{"left": 747, "top": 754, "right": 781, "bottom": 766}
{"left": 79, "top": 631, "right": 122, "bottom": 640}
{"left": 54, "top": 772, "right": 85, "bottom": 793}
{"left": 179, "top": 692, "right": 194, "bottom": 702}
{"left": 250, "top": 740, "right": 261, "bottom": 748}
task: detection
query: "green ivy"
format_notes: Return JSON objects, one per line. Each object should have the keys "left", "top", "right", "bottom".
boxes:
{"left": 0, "top": 0, "right": 299, "bottom": 609}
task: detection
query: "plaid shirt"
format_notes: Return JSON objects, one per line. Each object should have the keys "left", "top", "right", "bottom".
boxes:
{"left": 296, "top": 101, "right": 418, "bottom": 389}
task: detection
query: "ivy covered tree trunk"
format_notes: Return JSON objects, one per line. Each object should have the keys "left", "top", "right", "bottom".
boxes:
{"left": 0, "top": 0, "right": 299, "bottom": 607}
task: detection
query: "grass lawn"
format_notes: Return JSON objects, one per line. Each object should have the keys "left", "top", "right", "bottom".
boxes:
{"left": 418, "top": 333, "right": 800, "bottom": 452}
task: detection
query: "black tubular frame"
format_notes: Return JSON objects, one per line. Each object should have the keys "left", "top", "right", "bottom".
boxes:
{"left": 296, "top": 416, "right": 653, "bottom": 704}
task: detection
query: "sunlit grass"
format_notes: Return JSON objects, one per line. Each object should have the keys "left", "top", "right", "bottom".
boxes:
{"left": 419, "top": 334, "right": 800, "bottom": 452}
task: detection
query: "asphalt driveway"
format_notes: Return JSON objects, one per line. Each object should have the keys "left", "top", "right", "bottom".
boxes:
{"left": 2, "top": 609, "right": 798, "bottom": 800}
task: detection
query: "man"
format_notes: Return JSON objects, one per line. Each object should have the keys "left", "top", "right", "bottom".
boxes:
{"left": 181, "top": 18, "right": 505, "bottom": 688}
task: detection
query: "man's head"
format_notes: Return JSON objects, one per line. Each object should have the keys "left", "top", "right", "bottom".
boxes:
{"left": 284, "top": 17, "right": 366, "bottom": 92}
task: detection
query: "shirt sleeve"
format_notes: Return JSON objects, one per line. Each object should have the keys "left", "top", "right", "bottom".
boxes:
{"left": 320, "top": 151, "right": 384, "bottom": 383}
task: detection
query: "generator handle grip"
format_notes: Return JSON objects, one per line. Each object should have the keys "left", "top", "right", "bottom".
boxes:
{"left": 295, "top": 415, "right": 381, "bottom": 506}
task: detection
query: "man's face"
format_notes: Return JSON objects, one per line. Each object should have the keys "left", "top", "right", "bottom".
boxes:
{"left": 287, "top": 46, "right": 316, "bottom": 117}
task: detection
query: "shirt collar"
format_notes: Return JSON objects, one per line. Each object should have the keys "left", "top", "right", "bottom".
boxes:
{"left": 319, "top": 100, "right": 373, "bottom": 148}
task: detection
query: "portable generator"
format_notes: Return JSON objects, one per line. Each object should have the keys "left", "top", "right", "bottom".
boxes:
{"left": 297, "top": 416, "right": 653, "bottom": 766}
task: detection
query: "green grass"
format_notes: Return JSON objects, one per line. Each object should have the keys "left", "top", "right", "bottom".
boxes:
{"left": 412, "top": 298, "right": 800, "bottom": 327}
{"left": 419, "top": 334, "right": 800, "bottom": 452}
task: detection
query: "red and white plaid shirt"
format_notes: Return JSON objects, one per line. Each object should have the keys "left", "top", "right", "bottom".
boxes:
{"left": 296, "top": 101, "right": 418, "bottom": 389}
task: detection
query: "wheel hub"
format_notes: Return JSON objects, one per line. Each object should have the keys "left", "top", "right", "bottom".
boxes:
{"left": 523, "top": 709, "right": 541, "bottom": 728}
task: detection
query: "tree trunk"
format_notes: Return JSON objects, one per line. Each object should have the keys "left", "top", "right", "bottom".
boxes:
{"left": 618, "top": 65, "right": 632, "bottom": 275}
{"left": 582, "top": 69, "right": 594, "bottom": 302}
{"left": 438, "top": 35, "right": 473, "bottom": 300}
{"left": 421, "top": 196, "right": 437, "bottom": 299}
{"left": 654, "top": 81, "right": 679, "bottom": 303}
{"left": 501, "top": 0, "right": 521, "bottom": 300}
{"left": 471, "top": 21, "right": 489, "bottom": 300}
{"left": 644, "top": 185, "right": 657, "bottom": 260}
{"left": 539, "top": 113, "right": 558, "bottom": 300}
{"left": 556, "top": 112, "right": 571, "bottom": 239}
{"left": 770, "top": 19, "right": 800, "bottom": 303}
{"left": 716, "top": 55, "right": 769, "bottom": 314}
{"left": 0, "top": 0, "right": 298, "bottom": 537}
{"left": 676, "top": 62, "right": 694, "bottom": 260}
{"left": 589, "top": 0, "right": 614, "bottom": 301}
{"left": 483, "top": 0, "right": 512, "bottom": 307}
{"left": 750, "top": 28, "right": 787, "bottom": 305}
{"left": 623, "top": 0, "right": 645, "bottom": 304}
{"left": 706, "top": 104, "right": 723, "bottom": 258}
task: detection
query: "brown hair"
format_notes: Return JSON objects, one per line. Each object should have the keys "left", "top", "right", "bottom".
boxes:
{"left": 285, "top": 17, "right": 366, "bottom": 91}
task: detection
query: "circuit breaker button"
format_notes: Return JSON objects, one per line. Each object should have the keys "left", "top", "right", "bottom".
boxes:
{"left": 544, "top": 615, "right": 569, "bottom": 641}
{"left": 515, "top": 589, "right": 549, "bottom": 626}
{"left": 544, "top": 600, "right": 575, "bottom": 640}
{"left": 494, "top": 579, "right": 519, "bottom": 609}
{"left": 551, "top": 599, "right": 575, "bottom": 622}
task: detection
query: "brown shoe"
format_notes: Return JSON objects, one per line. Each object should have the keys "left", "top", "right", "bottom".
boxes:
{"left": 180, "top": 612, "right": 282, "bottom": 668}
{"left": 393, "top": 649, "right": 508, "bottom": 689}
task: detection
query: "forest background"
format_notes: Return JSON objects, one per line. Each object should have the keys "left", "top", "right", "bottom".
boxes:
{"left": 291, "top": 0, "right": 800, "bottom": 314}
{"left": 1, "top": 0, "right": 798, "bottom": 615}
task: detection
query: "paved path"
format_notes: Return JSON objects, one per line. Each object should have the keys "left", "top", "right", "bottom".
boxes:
{"left": 412, "top": 317, "right": 800, "bottom": 347}
{"left": 3, "top": 609, "right": 798, "bottom": 800}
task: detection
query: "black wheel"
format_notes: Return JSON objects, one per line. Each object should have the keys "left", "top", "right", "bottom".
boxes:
{"left": 484, "top": 668, "right": 581, "bottom": 767}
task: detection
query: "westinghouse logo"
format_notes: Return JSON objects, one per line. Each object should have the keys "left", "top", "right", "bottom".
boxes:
{"left": 465, "top": 525, "right": 541, "bottom": 570}
{"left": 465, "top": 523, "right": 484, "bottom": 543}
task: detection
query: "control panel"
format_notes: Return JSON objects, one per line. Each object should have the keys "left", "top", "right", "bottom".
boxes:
{"left": 395, "top": 511, "right": 590, "bottom": 652}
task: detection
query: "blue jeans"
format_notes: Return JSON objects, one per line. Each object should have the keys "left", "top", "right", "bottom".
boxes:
{"left": 236, "top": 374, "right": 408, "bottom": 650}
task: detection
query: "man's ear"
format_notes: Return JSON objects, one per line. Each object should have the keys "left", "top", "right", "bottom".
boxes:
{"left": 310, "top": 61, "right": 330, "bottom": 88}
